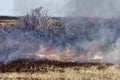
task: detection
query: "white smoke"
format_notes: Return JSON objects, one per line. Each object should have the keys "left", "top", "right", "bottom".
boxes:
{"left": 14, "top": 0, "right": 120, "bottom": 18}
{"left": 106, "top": 38, "right": 120, "bottom": 64}
{"left": 67, "top": 0, "right": 120, "bottom": 18}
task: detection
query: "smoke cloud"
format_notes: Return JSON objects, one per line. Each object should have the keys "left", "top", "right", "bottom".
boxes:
{"left": 1, "top": 0, "right": 120, "bottom": 64}
{"left": 14, "top": 0, "right": 120, "bottom": 18}
{"left": 67, "top": 0, "right": 120, "bottom": 18}
{"left": 1, "top": 17, "right": 120, "bottom": 64}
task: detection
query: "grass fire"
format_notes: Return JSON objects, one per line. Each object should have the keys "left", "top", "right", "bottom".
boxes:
{"left": 0, "top": 6, "right": 120, "bottom": 80}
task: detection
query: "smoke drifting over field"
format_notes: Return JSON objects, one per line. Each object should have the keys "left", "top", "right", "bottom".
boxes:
{"left": 1, "top": 0, "right": 120, "bottom": 64}
{"left": 14, "top": 0, "right": 120, "bottom": 18}
{"left": 1, "top": 15, "right": 120, "bottom": 64}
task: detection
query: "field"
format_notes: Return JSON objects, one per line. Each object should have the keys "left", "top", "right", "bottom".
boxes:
{"left": 0, "top": 13, "right": 120, "bottom": 80}
{"left": 0, "top": 60, "right": 119, "bottom": 80}
{"left": 0, "top": 16, "right": 18, "bottom": 26}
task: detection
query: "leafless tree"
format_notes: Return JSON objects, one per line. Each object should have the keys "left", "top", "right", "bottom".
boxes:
{"left": 21, "top": 7, "right": 49, "bottom": 30}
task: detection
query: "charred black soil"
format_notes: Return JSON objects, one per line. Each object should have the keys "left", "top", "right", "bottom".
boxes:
{"left": 0, "top": 60, "right": 113, "bottom": 73}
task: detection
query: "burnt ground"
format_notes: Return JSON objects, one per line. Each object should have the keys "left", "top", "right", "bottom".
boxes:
{"left": 0, "top": 59, "right": 113, "bottom": 73}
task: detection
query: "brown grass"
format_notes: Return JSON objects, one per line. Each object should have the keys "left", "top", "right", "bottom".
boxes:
{"left": 0, "top": 19, "right": 18, "bottom": 25}
{"left": 0, "top": 60, "right": 119, "bottom": 80}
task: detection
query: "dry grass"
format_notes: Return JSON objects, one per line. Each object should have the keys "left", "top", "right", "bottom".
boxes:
{"left": 0, "top": 60, "right": 119, "bottom": 80}
{"left": 0, "top": 19, "right": 18, "bottom": 25}
{"left": 0, "top": 66, "right": 120, "bottom": 80}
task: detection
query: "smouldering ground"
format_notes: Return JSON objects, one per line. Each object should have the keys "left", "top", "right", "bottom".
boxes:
{"left": 0, "top": 60, "right": 120, "bottom": 80}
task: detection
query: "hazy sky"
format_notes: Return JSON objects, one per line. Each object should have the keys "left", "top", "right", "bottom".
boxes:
{"left": 0, "top": 0, "right": 14, "bottom": 16}
{"left": 14, "top": 0, "right": 69, "bottom": 17}
{"left": 1, "top": 0, "right": 120, "bottom": 18}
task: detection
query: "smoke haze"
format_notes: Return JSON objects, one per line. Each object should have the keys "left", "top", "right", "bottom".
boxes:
{"left": 14, "top": 0, "right": 120, "bottom": 18}
{"left": 14, "top": 0, "right": 68, "bottom": 17}
{"left": 67, "top": 0, "right": 120, "bottom": 18}
{"left": 1, "top": 0, "right": 119, "bottom": 64}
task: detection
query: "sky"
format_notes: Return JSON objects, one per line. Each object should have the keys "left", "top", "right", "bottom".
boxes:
{"left": 0, "top": 0, "right": 69, "bottom": 16}
{"left": 0, "top": 0, "right": 14, "bottom": 16}
{"left": 0, "top": 0, "right": 120, "bottom": 18}
{"left": 14, "top": 0, "right": 69, "bottom": 17}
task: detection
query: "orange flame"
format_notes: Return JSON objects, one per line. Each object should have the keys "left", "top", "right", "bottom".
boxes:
{"left": 39, "top": 45, "right": 46, "bottom": 54}
{"left": 79, "top": 54, "right": 85, "bottom": 60}
{"left": 88, "top": 46, "right": 96, "bottom": 58}
{"left": 59, "top": 58, "right": 66, "bottom": 62}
